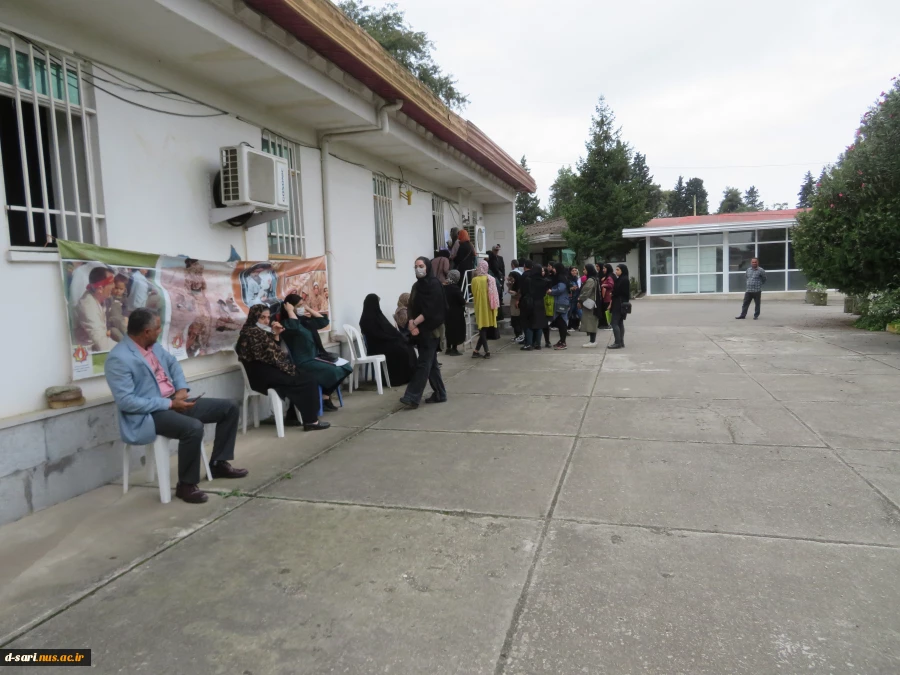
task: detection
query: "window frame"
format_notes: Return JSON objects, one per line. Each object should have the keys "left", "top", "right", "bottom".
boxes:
{"left": 261, "top": 130, "right": 304, "bottom": 257}
{"left": 0, "top": 31, "right": 104, "bottom": 248}
{"left": 372, "top": 173, "right": 395, "bottom": 263}
{"left": 432, "top": 194, "right": 445, "bottom": 255}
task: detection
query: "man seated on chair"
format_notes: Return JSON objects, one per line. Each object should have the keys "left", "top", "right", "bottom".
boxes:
{"left": 105, "top": 308, "right": 247, "bottom": 504}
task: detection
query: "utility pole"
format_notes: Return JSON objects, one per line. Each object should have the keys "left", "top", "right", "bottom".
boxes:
{"left": 693, "top": 195, "right": 697, "bottom": 216}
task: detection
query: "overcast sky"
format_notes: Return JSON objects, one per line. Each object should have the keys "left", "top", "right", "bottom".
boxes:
{"left": 374, "top": 0, "right": 900, "bottom": 213}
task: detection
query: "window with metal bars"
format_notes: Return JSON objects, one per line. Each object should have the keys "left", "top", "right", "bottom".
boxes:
{"left": 0, "top": 32, "right": 104, "bottom": 247}
{"left": 373, "top": 174, "right": 394, "bottom": 262}
{"left": 261, "top": 130, "right": 304, "bottom": 257}
{"left": 432, "top": 195, "right": 445, "bottom": 254}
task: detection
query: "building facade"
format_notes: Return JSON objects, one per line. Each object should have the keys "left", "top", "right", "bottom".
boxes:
{"left": 622, "top": 210, "right": 807, "bottom": 296}
{"left": 0, "top": 0, "right": 534, "bottom": 524}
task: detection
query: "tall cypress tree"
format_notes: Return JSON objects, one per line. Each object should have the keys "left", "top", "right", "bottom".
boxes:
{"left": 797, "top": 171, "right": 815, "bottom": 208}
{"left": 743, "top": 186, "right": 764, "bottom": 211}
{"left": 548, "top": 165, "right": 577, "bottom": 219}
{"left": 666, "top": 176, "right": 689, "bottom": 217}
{"left": 563, "top": 97, "right": 643, "bottom": 260}
{"left": 631, "top": 153, "right": 662, "bottom": 221}
{"left": 684, "top": 177, "right": 709, "bottom": 215}
{"left": 515, "top": 156, "right": 545, "bottom": 227}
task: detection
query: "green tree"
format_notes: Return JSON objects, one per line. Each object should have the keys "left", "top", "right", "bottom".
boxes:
{"left": 717, "top": 187, "right": 744, "bottom": 214}
{"left": 515, "top": 156, "right": 545, "bottom": 227}
{"left": 743, "top": 186, "right": 763, "bottom": 211}
{"left": 516, "top": 225, "right": 531, "bottom": 261}
{"left": 631, "top": 153, "right": 663, "bottom": 221}
{"left": 684, "top": 177, "right": 709, "bottom": 215}
{"left": 548, "top": 165, "right": 577, "bottom": 219}
{"left": 792, "top": 79, "right": 900, "bottom": 295}
{"left": 338, "top": 1, "right": 468, "bottom": 110}
{"left": 666, "top": 176, "right": 689, "bottom": 217}
{"left": 563, "top": 97, "right": 643, "bottom": 261}
{"left": 656, "top": 190, "right": 673, "bottom": 217}
{"left": 797, "top": 171, "right": 816, "bottom": 208}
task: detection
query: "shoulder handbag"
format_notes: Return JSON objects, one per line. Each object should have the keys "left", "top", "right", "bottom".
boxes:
{"left": 622, "top": 301, "right": 633, "bottom": 315}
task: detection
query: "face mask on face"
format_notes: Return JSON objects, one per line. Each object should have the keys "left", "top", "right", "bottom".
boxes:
{"left": 415, "top": 267, "right": 427, "bottom": 278}
{"left": 256, "top": 322, "right": 272, "bottom": 333}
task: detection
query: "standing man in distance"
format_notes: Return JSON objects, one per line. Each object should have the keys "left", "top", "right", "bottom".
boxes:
{"left": 735, "top": 258, "right": 767, "bottom": 320}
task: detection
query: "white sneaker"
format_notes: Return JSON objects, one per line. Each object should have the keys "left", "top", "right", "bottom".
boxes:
{"left": 582, "top": 342, "right": 598, "bottom": 348}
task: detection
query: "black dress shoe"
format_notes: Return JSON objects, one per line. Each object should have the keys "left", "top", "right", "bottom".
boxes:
{"left": 399, "top": 397, "right": 419, "bottom": 409}
{"left": 303, "top": 421, "right": 331, "bottom": 431}
{"left": 735, "top": 316, "right": 745, "bottom": 320}
{"left": 425, "top": 394, "right": 447, "bottom": 404}
{"left": 210, "top": 461, "right": 249, "bottom": 479}
{"left": 175, "top": 482, "right": 208, "bottom": 504}
{"left": 322, "top": 398, "right": 338, "bottom": 412}
{"left": 608, "top": 344, "right": 624, "bottom": 350}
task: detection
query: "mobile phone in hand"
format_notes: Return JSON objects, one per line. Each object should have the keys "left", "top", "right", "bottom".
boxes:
{"left": 187, "top": 393, "right": 205, "bottom": 403}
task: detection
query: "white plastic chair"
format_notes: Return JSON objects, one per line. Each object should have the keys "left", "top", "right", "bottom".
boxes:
{"left": 343, "top": 324, "right": 391, "bottom": 395}
{"left": 238, "top": 360, "right": 290, "bottom": 437}
{"left": 123, "top": 435, "right": 212, "bottom": 504}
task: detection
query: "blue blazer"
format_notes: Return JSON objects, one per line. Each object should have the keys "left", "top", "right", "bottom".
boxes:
{"left": 104, "top": 338, "right": 189, "bottom": 445}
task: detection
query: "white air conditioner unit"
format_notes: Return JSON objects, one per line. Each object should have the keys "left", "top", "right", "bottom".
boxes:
{"left": 219, "top": 145, "right": 289, "bottom": 211}
{"left": 475, "top": 224, "right": 487, "bottom": 254}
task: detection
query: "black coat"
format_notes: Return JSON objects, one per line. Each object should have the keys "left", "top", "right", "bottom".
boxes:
{"left": 518, "top": 269, "right": 549, "bottom": 331}
{"left": 443, "top": 283, "right": 467, "bottom": 346}
{"left": 454, "top": 241, "right": 476, "bottom": 273}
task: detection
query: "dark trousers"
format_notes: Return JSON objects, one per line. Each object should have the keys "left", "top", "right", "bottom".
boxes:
{"left": 151, "top": 397, "right": 239, "bottom": 485}
{"left": 543, "top": 326, "right": 551, "bottom": 346}
{"left": 511, "top": 315, "right": 522, "bottom": 337}
{"left": 551, "top": 313, "right": 568, "bottom": 344}
{"left": 524, "top": 327, "right": 539, "bottom": 347}
{"left": 611, "top": 307, "right": 626, "bottom": 346}
{"left": 403, "top": 336, "right": 447, "bottom": 404}
{"left": 740, "top": 291, "right": 762, "bottom": 318}
{"left": 475, "top": 327, "right": 491, "bottom": 354}
{"left": 246, "top": 361, "right": 320, "bottom": 425}
{"left": 587, "top": 332, "right": 596, "bottom": 343}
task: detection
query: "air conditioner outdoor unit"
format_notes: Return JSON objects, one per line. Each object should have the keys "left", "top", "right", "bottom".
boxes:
{"left": 219, "top": 145, "right": 289, "bottom": 211}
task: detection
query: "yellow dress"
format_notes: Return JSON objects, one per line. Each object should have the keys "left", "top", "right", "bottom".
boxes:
{"left": 472, "top": 275, "right": 498, "bottom": 329}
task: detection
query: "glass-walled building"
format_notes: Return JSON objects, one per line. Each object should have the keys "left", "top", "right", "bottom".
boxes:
{"left": 622, "top": 210, "right": 807, "bottom": 295}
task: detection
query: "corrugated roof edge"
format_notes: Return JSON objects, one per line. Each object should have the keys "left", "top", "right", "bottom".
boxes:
{"left": 244, "top": 0, "right": 537, "bottom": 194}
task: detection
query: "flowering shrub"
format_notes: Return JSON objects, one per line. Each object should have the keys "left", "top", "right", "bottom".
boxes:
{"left": 792, "top": 77, "right": 900, "bottom": 296}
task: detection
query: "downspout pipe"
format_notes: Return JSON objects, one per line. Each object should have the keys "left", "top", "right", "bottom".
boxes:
{"left": 319, "top": 100, "right": 403, "bottom": 343}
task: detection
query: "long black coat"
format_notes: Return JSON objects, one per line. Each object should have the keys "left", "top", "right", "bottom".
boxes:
{"left": 518, "top": 270, "right": 549, "bottom": 331}
{"left": 443, "top": 283, "right": 467, "bottom": 346}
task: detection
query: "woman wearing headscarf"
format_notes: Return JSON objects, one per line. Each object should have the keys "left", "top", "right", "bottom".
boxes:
{"left": 443, "top": 269, "right": 467, "bottom": 356}
{"left": 578, "top": 264, "right": 600, "bottom": 347}
{"left": 546, "top": 263, "right": 571, "bottom": 350}
{"left": 487, "top": 250, "right": 505, "bottom": 321}
{"left": 400, "top": 256, "right": 448, "bottom": 408}
{"left": 517, "top": 260, "right": 547, "bottom": 351}
{"left": 609, "top": 263, "right": 630, "bottom": 349}
{"left": 599, "top": 263, "right": 616, "bottom": 331}
{"left": 471, "top": 259, "right": 499, "bottom": 358}
{"left": 235, "top": 305, "right": 330, "bottom": 430}
{"left": 393, "top": 293, "right": 411, "bottom": 335}
{"left": 453, "top": 229, "right": 476, "bottom": 278}
{"left": 567, "top": 266, "right": 582, "bottom": 331}
{"left": 359, "top": 293, "right": 416, "bottom": 386}
{"left": 279, "top": 294, "right": 352, "bottom": 411}
{"left": 431, "top": 248, "right": 451, "bottom": 284}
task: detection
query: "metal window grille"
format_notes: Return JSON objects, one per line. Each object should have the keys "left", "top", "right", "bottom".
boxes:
{"left": 0, "top": 31, "right": 103, "bottom": 246}
{"left": 431, "top": 195, "right": 445, "bottom": 253}
{"left": 373, "top": 174, "right": 394, "bottom": 262}
{"left": 261, "top": 130, "right": 304, "bottom": 257}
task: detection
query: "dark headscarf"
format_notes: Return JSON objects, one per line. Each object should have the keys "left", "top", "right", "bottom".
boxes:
{"left": 599, "top": 263, "right": 613, "bottom": 279}
{"left": 409, "top": 256, "right": 446, "bottom": 333}
{"left": 359, "top": 293, "right": 404, "bottom": 343}
{"left": 436, "top": 249, "right": 450, "bottom": 259}
{"left": 282, "top": 293, "right": 328, "bottom": 356}
{"left": 553, "top": 262, "right": 569, "bottom": 285}
{"left": 614, "top": 263, "right": 630, "bottom": 298}
{"left": 236, "top": 304, "right": 296, "bottom": 374}
{"left": 585, "top": 264, "right": 598, "bottom": 279}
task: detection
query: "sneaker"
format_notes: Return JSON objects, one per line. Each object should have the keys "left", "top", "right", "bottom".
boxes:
{"left": 554, "top": 343, "right": 567, "bottom": 350}
{"left": 483, "top": 352, "right": 491, "bottom": 359}
{"left": 582, "top": 342, "right": 598, "bottom": 348}
{"left": 515, "top": 336, "right": 525, "bottom": 343}
{"left": 175, "top": 482, "right": 208, "bottom": 504}
{"left": 471, "top": 351, "right": 483, "bottom": 359}
{"left": 753, "top": 316, "right": 759, "bottom": 320}
{"left": 303, "top": 421, "right": 332, "bottom": 431}
{"left": 520, "top": 345, "right": 533, "bottom": 351}
{"left": 533, "top": 345, "right": 543, "bottom": 351}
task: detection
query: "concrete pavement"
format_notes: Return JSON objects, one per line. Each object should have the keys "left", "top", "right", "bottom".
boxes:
{"left": 2, "top": 298, "right": 900, "bottom": 673}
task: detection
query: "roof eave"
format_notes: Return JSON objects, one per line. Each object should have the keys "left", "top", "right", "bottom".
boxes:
{"left": 623, "top": 217, "right": 799, "bottom": 239}
{"left": 244, "top": 0, "right": 537, "bottom": 193}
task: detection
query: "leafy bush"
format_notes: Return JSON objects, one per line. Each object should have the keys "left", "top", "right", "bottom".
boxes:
{"left": 792, "top": 77, "right": 900, "bottom": 295}
{"left": 806, "top": 282, "right": 827, "bottom": 292}
{"left": 629, "top": 276, "right": 639, "bottom": 298}
{"left": 854, "top": 289, "right": 900, "bottom": 331}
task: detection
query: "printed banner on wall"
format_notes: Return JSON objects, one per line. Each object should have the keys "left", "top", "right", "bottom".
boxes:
{"left": 58, "top": 240, "right": 329, "bottom": 380}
